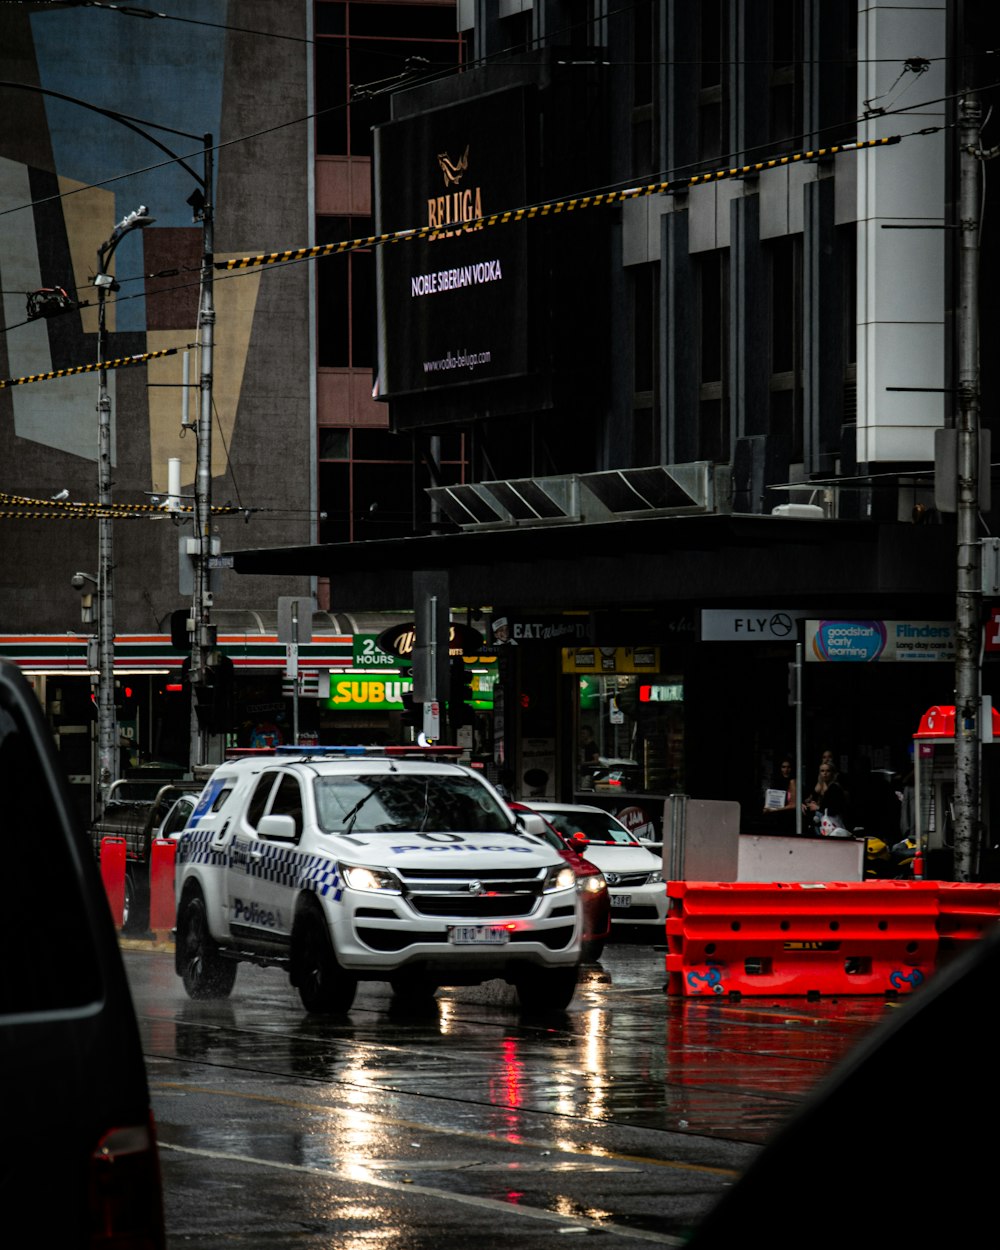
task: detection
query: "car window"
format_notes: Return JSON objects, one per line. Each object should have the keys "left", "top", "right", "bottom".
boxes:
{"left": 245, "top": 773, "right": 279, "bottom": 830}
{"left": 314, "top": 773, "right": 513, "bottom": 834}
{"left": 210, "top": 785, "right": 233, "bottom": 812}
{"left": 267, "top": 774, "right": 305, "bottom": 838}
{"left": 543, "top": 810, "right": 637, "bottom": 845}
{"left": 160, "top": 796, "right": 195, "bottom": 836}
{"left": 0, "top": 702, "right": 102, "bottom": 1017}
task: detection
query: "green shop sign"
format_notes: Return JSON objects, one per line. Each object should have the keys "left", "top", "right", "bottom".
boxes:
{"left": 326, "top": 677, "right": 412, "bottom": 710}
{"left": 353, "top": 634, "right": 405, "bottom": 668}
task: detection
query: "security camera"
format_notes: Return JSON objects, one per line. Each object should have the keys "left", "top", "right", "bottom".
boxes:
{"left": 71, "top": 573, "right": 87, "bottom": 591}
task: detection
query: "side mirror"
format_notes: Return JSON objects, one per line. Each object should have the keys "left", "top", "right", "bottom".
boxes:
{"left": 257, "top": 813, "right": 297, "bottom": 841}
{"left": 516, "top": 812, "right": 549, "bottom": 836}
{"left": 569, "top": 831, "right": 589, "bottom": 852}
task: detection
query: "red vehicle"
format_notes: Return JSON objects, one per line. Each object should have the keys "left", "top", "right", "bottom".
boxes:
{"left": 511, "top": 802, "right": 611, "bottom": 962}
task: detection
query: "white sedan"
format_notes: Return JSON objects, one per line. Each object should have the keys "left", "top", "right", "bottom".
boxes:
{"left": 525, "top": 803, "right": 667, "bottom": 932}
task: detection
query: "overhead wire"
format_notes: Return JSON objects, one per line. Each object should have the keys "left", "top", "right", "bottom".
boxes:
{"left": 53, "top": 0, "right": 956, "bottom": 66}
{"left": 0, "top": 0, "right": 978, "bottom": 227}
{"left": 1, "top": 75, "right": 977, "bottom": 331}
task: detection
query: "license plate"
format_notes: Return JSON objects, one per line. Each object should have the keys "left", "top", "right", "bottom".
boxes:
{"left": 610, "top": 894, "right": 631, "bottom": 908}
{"left": 447, "top": 925, "right": 510, "bottom": 946}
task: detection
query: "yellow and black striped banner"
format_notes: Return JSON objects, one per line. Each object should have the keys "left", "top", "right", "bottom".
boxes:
{"left": 220, "top": 135, "right": 901, "bottom": 272}
{"left": 0, "top": 346, "right": 179, "bottom": 390}
{"left": 0, "top": 490, "right": 241, "bottom": 519}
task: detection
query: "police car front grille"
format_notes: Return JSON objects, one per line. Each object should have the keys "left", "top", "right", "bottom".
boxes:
{"left": 400, "top": 867, "right": 541, "bottom": 881}
{"left": 410, "top": 893, "right": 537, "bottom": 919}
{"left": 357, "top": 927, "right": 448, "bottom": 951}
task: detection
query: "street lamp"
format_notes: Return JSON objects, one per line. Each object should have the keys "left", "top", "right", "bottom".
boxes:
{"left": 94, "top": 206, "right": 154, "bottom": 806}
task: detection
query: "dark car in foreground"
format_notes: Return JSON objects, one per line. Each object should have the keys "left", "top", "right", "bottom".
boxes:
{"left": 0, "top": 661, "right": 164, "bottom": 1247}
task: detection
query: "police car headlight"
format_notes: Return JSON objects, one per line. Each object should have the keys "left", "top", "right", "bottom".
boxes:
{"left": 578, "top": 873, "right": 607, "bottom": 894}
{"left": 341, "top": 864, "right": 403, "bottom": 894}
{"left": 543, "top": 865, "right": 578, "bottom": 893}
{"left": 646, "top": 870, "right": 664, "bottom": 886}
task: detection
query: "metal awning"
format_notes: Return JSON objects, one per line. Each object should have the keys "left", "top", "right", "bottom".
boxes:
{"left": 228, "top": 513, "right": 955, "bottom": 615}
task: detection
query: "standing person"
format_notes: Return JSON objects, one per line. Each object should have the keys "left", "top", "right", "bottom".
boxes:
{"left": 802, "top": 761, "right": 850, "bottom": 834}
{"left": 762, "top": 756, "right": 797, "bottom": 832}
{"left": 580, "top": 725, "right": 600, "bottom": 763}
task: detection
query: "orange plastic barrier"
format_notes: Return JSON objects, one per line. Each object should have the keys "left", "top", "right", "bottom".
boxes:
{"left": 666, "top": 881, "right": 941, "bottom": 997}
{"left": 935, "top": 882, "right": 1000, "bottom": 949}
{"left": 148, "top": 838, "right": 178, "bottom": 936}
{"left": 99, "top": 835, "right": 127, "bottom": 929}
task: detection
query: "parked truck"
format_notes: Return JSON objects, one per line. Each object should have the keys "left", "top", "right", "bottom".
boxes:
{"left": 91, "top": 779, "right": 201, "bottom": 932}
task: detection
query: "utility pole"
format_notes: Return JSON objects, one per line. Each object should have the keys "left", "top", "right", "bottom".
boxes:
{"left": 94, "top": 205, "right": 154, "bottom": 812}
{"left": 953, "top": 93, "right": 983, "bottom": 881}
{"left": 188, "top": 135, "right": 217, "bottom": 770}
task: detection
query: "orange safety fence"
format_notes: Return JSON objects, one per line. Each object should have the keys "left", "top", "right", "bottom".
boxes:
{"left": 666, "top": 881, "right": 945, "bottom": 998}
{"left": 149, "top": 838, "right": 178, "bottom": 937}
{"left": 99, "top": 835, "right": 127, "bottom": 929}
{"left": 935, "top": 882, "right": 1000, "bottom": 948}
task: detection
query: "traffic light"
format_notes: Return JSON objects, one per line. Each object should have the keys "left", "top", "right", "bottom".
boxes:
{"left": 185, "top": 654, "right": 234, "bottom": 734}
{"left": 449, "top": 660, "right": 476, "bottom": 728}
{"left": 400, "top": 691, "right": 423, "bottom": 731}
{"left": 113, "top": 681, "right": 135, "bottom": 710}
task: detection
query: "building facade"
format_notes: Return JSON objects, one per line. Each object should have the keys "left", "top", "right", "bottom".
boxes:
{"left": 235, "top": 0, "right": 1000, "bottom": 853}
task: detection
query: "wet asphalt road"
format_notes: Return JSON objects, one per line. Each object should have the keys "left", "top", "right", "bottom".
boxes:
{"left": 123, "top": 941, "right": 894, "bottom": 1248}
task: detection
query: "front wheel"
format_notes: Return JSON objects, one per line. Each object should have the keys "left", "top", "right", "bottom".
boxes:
{"left": 176, "top": 892, "right": 237, "bottom": 999}
{"left": 581, "top": 939, "right": 605, "bottom": 963}
{"left": 515, "top": 963, "right": 579, "bottom": 1013}
{"left": 291, "top": 907, "right": 357, "bottom": 1014}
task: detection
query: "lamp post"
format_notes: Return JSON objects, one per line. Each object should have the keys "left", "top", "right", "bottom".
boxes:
{"left": 952, "top": 92, "right": 983, "bottom": 881}
{"left": 94, "top": 206, "right": 154, "bottom": 806}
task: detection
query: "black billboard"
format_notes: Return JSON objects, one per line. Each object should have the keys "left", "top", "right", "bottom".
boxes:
{"left": 374, "top": 86, "right": 531, "bottom": 399}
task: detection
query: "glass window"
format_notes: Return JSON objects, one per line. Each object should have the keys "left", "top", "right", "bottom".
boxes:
{"left": 0, "top": 701, "right": 102, "bottom": 1015}
{"left": 268, "top": 775, "right": 304, "bottom": 839}
{"left": 578, "top": 673, "right": 684, "bottom": 795}
{"left": 246, "top": 774, "right": 278, "bottom": 830}
{"left": 319, "top": 428, "right": 350, "bottom": 460}
{"left": 315, "top": 3, "right": 465, "bottom": 157}
{"left": 539, "top": 808, "right": 638, "bottom": 846}
{"left": 313, "top": 773, "right": 513, "bottom": 834}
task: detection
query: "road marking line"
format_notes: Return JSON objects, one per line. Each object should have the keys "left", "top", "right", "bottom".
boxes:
{"left": 159, "top": 1140, "right": 686, "bottom": 1246}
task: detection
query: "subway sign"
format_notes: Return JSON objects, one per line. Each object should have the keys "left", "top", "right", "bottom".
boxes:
{"left": 325, "top": 678, "right": 413, "bottom": 711}
{"left": 324, "top": 670, "right": 496, "bottom": 712}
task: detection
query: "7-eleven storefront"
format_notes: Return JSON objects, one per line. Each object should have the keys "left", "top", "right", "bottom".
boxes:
{"left": 0, "top": 630, "right": 415, "bottom": 818}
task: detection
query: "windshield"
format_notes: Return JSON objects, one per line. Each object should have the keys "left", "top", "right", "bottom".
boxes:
{"left": 314, "top": 773, "right": 514, "bottom": 835}
{"left": 541, "top": 809, "right": 638, "bottom": 846}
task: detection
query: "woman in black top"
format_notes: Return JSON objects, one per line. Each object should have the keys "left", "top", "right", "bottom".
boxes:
{"left": 803, "top": 762, "right": 850, "bottom": 832}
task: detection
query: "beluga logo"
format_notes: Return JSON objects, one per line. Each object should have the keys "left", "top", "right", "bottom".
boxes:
{"left": 428, "top": 144, "right": 483, "bottom": 239}
{"left": 437, "top": 145, "right": 469, "bottom": 186}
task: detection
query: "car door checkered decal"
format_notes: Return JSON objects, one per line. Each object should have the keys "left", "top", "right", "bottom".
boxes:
{"left": 177, "top": 830, "right": 344, "bottom": 902}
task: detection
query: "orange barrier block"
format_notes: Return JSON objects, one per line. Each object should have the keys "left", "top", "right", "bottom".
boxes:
{"left": 935, "top": 882, "right": 1000, "bottom": 948}
{"left": 148, "top": 838, "right": 178, "bottom": 936}
{"left": 99, "top": 835, "right": 127, "bottom": 929}
{"left": 666, "top": 881, "right": 940, "bottom": 998}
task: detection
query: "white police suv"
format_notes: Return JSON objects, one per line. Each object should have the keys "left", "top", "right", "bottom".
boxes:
{"left": 174, "top": 747, "right": 582, "bottom": 1013}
